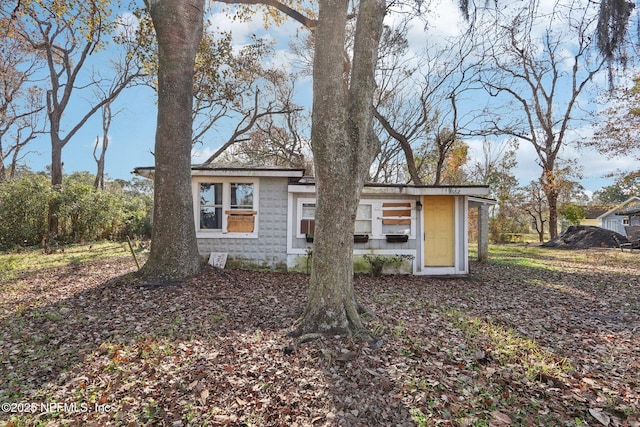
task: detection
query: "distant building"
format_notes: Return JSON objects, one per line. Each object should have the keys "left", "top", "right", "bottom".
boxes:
{"left": 597, "top": 197, "right": 640, "bottom": 235}
{"left": 581, "top": 206, "right": 611, "bottom": 227}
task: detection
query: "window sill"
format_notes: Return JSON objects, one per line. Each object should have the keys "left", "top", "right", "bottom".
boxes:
{"left": 196, "top": 231, "right": 258, "bottom": 239}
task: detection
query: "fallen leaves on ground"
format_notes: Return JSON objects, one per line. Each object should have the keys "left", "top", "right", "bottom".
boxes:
{"left": 0, "top": 247, "right": 639, "bottom": 426}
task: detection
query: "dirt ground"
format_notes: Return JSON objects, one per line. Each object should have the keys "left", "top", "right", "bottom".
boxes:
{"left": 0, "top": 247, "right": 639, "bottom": 426}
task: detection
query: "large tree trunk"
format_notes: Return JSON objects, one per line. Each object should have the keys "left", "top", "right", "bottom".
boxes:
{"left": 300, "top": 0, "right": 385, "bottom": 336}
{"left": 139, "top": 0, "right": 204, "bottom": 282}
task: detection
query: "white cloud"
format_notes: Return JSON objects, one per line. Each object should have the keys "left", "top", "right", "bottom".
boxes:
{"left": 265, "top": 48, "right": 297, "bottom": 71}
{"left": 206, "top": 7, "right": 305, "bottom": 47}
{"left": 466, "top": 131, "right": 633, "bottom": 194}
{"left": 192, "top": 146, "right": 217, "bottom": 164}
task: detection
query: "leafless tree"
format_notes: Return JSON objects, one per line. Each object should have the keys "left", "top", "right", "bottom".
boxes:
{"left": 93, "top": 101, "right": 122, "bottom": 190}
{"left": 0, "top": 21, "right": 45, "bottom": 182}
{"left": 477, "top": 1, "right": 607, "bottom": 239}
{"left": 520, "top": 179, "right": 548, "bottom": 242}
{"left": 201, "top": 69, "right": 305, "bottom": 164}
{"left": 372, "top": 22, "right": 485, "bottom": 185}
{"left": 219, "top": 95, "right": 310, "bottom": 170}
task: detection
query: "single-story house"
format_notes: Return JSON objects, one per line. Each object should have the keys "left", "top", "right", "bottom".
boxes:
{"left": 597, "top": 196, "right": 640, "bottom": 235}
{"left": 133, "top": 163, "right": 496, "bottom": 276}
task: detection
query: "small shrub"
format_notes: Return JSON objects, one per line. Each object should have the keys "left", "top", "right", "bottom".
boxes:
{"left": 362, "top": 254, "right": 414, "bottom": 276}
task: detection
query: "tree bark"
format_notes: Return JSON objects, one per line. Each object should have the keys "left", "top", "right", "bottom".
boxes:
{"left": 93, "top": 103, "right": 112, "bottom": 190}
{"left": 139, "top": 0, "right": 204, "bottom": 282}
{"left": 300, "top": 0, "right": 385, "bottom": 336}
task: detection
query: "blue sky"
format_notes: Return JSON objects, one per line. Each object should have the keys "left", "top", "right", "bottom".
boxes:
{"left": 18, "top": 0, "right": 637, "bottom": 196}
{"left": 26, "top": 83, "right": 157, "bottom": 180}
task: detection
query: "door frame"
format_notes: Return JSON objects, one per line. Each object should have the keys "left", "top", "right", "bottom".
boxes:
{"left": 419, "top": 195, "right": 468, "bottom": 275}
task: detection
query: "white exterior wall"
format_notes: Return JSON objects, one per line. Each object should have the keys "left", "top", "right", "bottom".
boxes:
{"left": 286, "top": 191, "right": 475, "bottom": 275}
{"left": 286, "top": 192, "right": 421, "bottom": 273}
{"left": 190, "top": 172, "right": 491, "bottom": 275}
{"left": 197, "top": 177, "right": 289, "bottom": 268}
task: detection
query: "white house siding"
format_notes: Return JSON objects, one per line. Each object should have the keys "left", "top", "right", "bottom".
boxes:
{"left": 197, "top": 177, "right": 289, "bottom": 268}
{"left": 600, "top": 217, "right": 626, "bottom": 235}
{"left": 287, "top": 191, "right": 421, "bottom": 273}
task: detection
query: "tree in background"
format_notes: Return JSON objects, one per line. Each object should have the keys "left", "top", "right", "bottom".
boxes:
{"left": 133, "top": 5, "right": 302, "bottom": 164}
{"left": 220, "top": 99, "right": 310, "bottom": 170}
{"left": 0, "top": 18, "right": 44, "bottom": 182}
{"left": 559, "top": 203, "right": 586, "bottom": 226}
{"left": 93, "top": 102, "right": 119, "bottom": 190}
{"left": 476, "top": 1, "right": 607, "bottom": 240}
{"left": 5, "top": 0, "right": 147, "bottom": 238}
{"left": 468, "top": 138, "right": 520, "bottom": 207}
{"left": 0, "top": 171, "right": 152, "bottom": 249}
{"left": 468, "top": 138, "right": 529, "bottom": 242}
{"left": 593, "top": 178, "right": 640, "bottom": 204}
{"left": 589, "top": 74, "right": 640, "bottom": 181}
{"left": 201, "top": 67, "right": 304, "bottom": 164}
{"left": 520, "top": 179, "right": 549, "bottom": 242}
{"left": 372, "top": 23, "right": 482, "bottom": 185}
{"left": 595, "top": 0, "right": 635, "bottom": 61}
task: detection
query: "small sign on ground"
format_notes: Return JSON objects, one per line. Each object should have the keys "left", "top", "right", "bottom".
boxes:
{"left": 208, "top": 252, "right": 228, "bottom": 269}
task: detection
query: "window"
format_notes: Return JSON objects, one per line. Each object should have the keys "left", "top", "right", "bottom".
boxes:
{"left": 297, "top": 201, "right": 373, "bottom": 236}
{"left": 200, "top": 183, "right": 222, "bottom": 229}
{"left": 231, "top": 183, "right": 253, "bottom": 210}
{"left": 295, "top": 198, "right": 416, "bottom": 240}
{"left": 355, "top": 204, "right": 372, "bottom": 234}
{"left": 196, "top": 180, "right": 257, "bottom": 235}
{"left": 300, "top": 202, "right": 316, "bottom": 235}
{"left": 382, "top": 202, "right": 412, "bottom": 235}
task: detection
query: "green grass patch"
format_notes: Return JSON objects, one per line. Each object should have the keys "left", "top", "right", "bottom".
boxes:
{"left": 483, "top": 245, "right": 572, "bottom": 270}
{"left": 0, "top": 241, "right": 133, "bottom": 279}
{"left": 445, "top": 308, "right": 572, "bottom": 382}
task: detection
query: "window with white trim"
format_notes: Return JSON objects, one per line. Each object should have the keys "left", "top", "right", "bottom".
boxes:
{"left": 296, "top": 199, "right": 416, "bottom": 239}
{"left": 355, "top": 204, "right": 372, "bottom": 234}
{"left": 200, "top": 183, "right": 223, "bottom": 230}
{"left": 299, "top": 202, "right": 316, "bottom": 236}
{"left": 196, "top": 180, "right": 257, "bottom": 235}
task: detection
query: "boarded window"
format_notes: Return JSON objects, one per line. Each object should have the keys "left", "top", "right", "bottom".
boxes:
{"left": 382, "top": 202, "right": 412, "bottom": 235}
{"left": 382, "top": 202, "right": 412, "bottom": 225}
{"left": 226, "top": 210, "right": 256, "bottom": 232}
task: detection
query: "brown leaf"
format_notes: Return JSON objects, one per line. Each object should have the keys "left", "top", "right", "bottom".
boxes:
{"left": 589, "top": 408, "right": 610, "bottom": 426}
{"left": 336, "top": 350, "right": 357, "bottom": 361}
{"left": 199, "top": 388, "right": 209, "bottom": 405}
{"left": 490, "top": 411, "right": 512, "bottom": 426}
